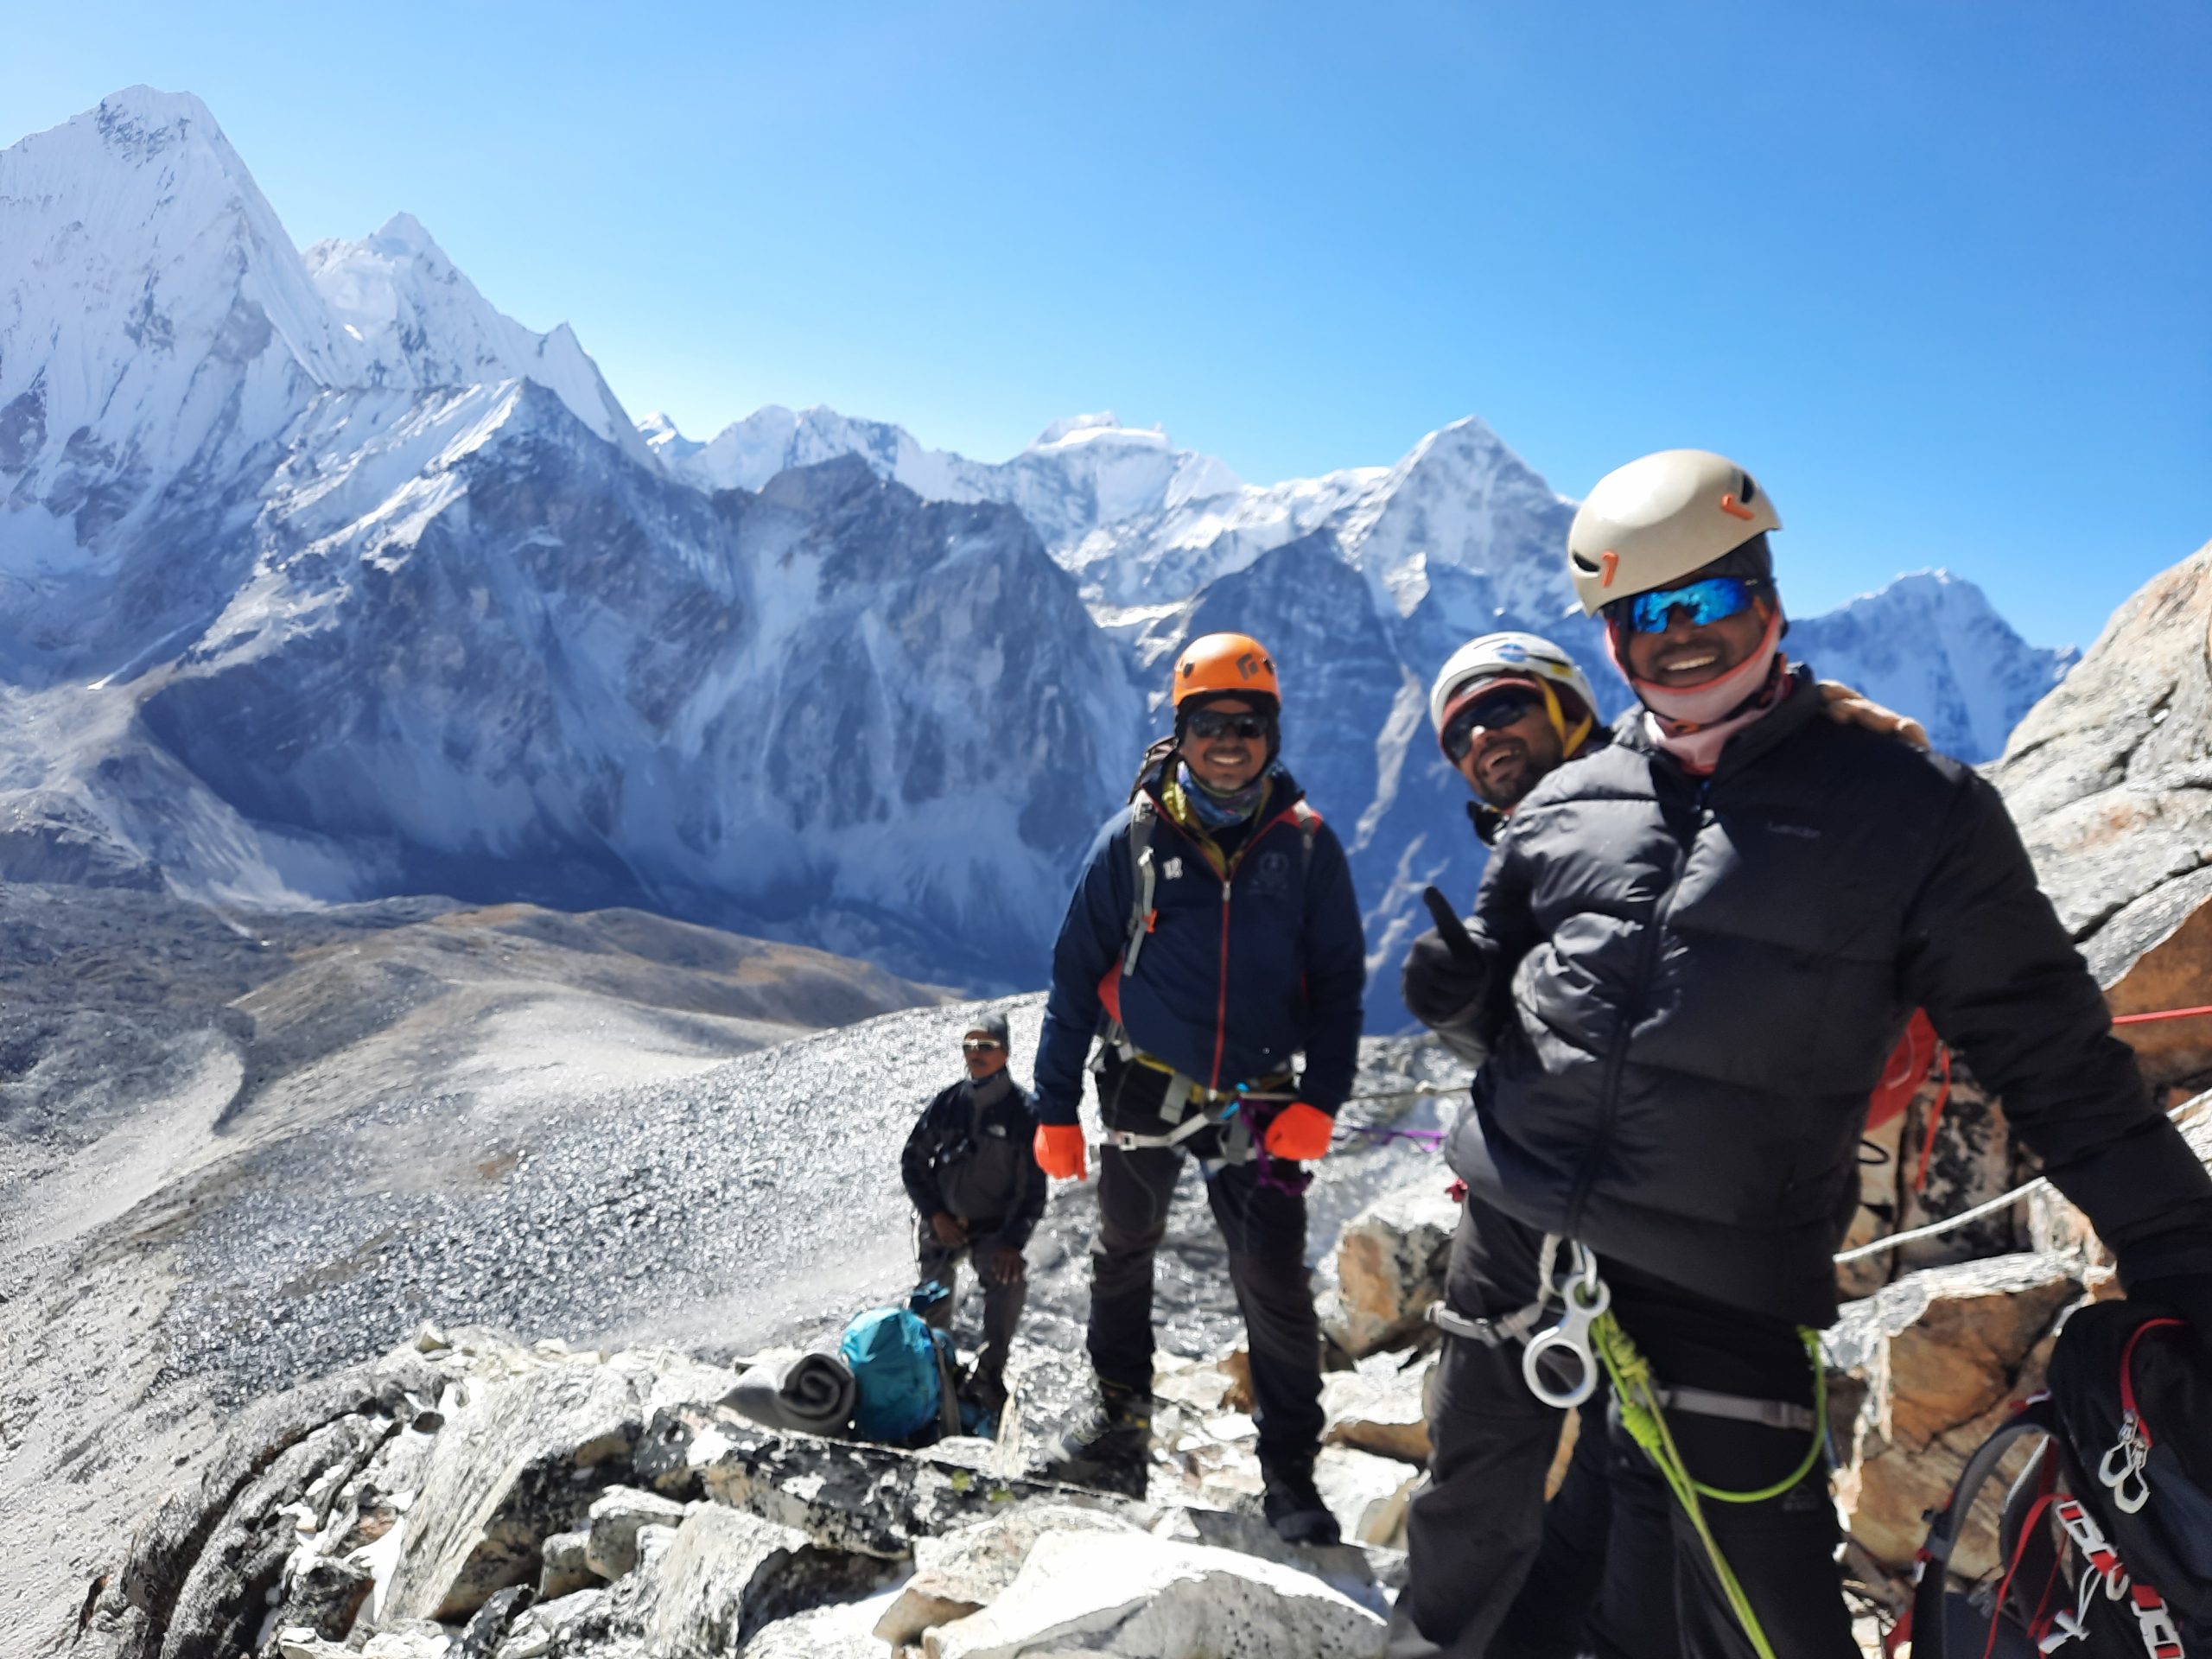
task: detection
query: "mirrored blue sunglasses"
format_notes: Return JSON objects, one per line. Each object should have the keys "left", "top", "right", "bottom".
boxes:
{"left": 1618, "top": 575, "right": 1769, "bottom": 635}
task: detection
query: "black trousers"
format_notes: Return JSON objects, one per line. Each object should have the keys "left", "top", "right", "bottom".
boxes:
{"left": 915, "top": 1214, "right": 1027, "bottom": 1379}
{"left": 1389, "top": 1196, "right": 1856, "bottom": 1659}
{"left": 1088, "top": 1053, "right": 1325, "bottom": 1471}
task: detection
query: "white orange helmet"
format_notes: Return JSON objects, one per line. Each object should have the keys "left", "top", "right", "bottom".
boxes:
{"left": 1567, "top": 449, "right": 1781, "bottom": 614}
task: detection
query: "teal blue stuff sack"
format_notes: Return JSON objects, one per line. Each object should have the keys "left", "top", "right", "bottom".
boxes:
{"left": 840, "top": 1307, "right": 947, "bottom": 1444}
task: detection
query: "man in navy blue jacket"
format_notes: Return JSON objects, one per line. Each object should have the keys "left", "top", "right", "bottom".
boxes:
{"left": 1029, "top": 632, "right": 1367, "bottom": 1542}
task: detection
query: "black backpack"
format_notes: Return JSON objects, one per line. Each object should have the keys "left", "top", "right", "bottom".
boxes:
{"left": 1910, "top": 1300, "right": 2212, "bottom": 1657}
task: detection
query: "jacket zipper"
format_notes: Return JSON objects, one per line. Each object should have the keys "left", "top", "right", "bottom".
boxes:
{"left": 1204, "top": 804, "right": 1304, "bottom": 1094}
{"left": 1567, "top": 777, "right": 1707, "bottom": 1234}
{"left": 1211, "top": 877, "right": 1232, "bottom": 1090}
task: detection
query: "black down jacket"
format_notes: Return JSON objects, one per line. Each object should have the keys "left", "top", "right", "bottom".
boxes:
{"left": 1433, "top": 671, "right": 2212, "bottom": 1327}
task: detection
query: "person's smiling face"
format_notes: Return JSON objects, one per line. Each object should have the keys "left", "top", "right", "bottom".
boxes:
{"left": 1181, "top": 697, "right": 1269, "bottom": 793}
{"left": 1454, "top": 698, "right": 1563, "bottom": 809}
{"left": 1622, "top": 586, "right": 1775, "bottom": 689}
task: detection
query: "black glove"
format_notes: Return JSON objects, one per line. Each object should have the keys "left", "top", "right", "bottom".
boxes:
{"left": 1402, "top": 887, "right": 1491, "bottom": 1031}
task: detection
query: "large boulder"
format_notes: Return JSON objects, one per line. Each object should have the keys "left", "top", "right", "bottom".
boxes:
{"left": 873, "top": 1503, "right": 1147, "bottom": 1646}
{"left": 379, "top": 1360, "right": 647, "bottom": 1621}
{"left": 1319, "top": 1182, "right": 1459, "bottom": 1358}
{"left": 922, "top": 1529, "right": 1389, "bottom": 1659}
{"left": 592, "top": 1504, "right": 886, "bottom": 1655}
{"left": 1825, "top": 1252, "right": 2088, "bottom": 1578}
{"left": 1990, "top": 538, "right": 2212, "bottom": 1096}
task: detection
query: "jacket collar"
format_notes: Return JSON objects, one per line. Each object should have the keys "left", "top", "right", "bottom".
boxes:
{"left": 1611, "top": 665, "right": 1823, "bottom": 784}
{"left": 1141, "top": 760, "right": 1309, "bottom": 875}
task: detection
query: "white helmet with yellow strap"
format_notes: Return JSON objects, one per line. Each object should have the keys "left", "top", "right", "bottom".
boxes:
{"left": 1428, "top": 632, "right": 1600, "bottom": 761}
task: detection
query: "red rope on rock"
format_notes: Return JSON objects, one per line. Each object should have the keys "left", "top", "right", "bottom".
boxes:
{"left": 2112, "top": 1003, "right": 2212, "bottom": 1027}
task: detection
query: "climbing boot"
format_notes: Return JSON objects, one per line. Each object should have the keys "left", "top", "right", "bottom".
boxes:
{"left": 1262, "top": 1458, "right": 1341, "bottom": 1546}
{"left": 1037, "top": 1380, "right": 1153, "bottom": 1493}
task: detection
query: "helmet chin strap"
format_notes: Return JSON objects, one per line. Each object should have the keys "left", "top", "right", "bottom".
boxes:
{"left": 1605, "top": 607, "right": 1786, "bottom": 728}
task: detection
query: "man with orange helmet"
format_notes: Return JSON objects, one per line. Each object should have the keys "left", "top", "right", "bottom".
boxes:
{"left": 1029, "top": 631, "right": 1366, "bottom": 1541}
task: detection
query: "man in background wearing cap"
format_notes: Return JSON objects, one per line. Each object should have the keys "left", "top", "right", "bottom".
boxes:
{"left": 1028, "top": 632, "right": 1366, "bottom": 1542}
{"left": 1391, "top": 452, "right": 2212, "bottom": 1656}
{"left": 901, "top": 1011, "right": 1046, "bottom": 1412}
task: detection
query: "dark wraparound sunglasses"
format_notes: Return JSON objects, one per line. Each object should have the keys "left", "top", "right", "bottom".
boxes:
{"left": 1441, "top": 685, "right": 1545, "bottom": 760}
{"left": 1611, "top": 575, "right": 1770, "bottom": 636}
{"left": 1185, "top": 710, "right": 1274, "bottom": 741}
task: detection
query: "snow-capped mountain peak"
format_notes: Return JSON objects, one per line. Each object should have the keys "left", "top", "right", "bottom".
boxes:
{"left": 303, "top": 213, "right": 651, "bottom": 462}
{"left": 1030, "top": 410, "right": 1131, "bottom": 448}
{"left": 0, "top": 85, "right": 363, "bottom": 514}
{"left": 1784, "top": 568, "right": 2077, "bottom": 762}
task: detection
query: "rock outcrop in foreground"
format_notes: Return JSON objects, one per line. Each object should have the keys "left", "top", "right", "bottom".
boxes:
{"left": 1993, "top": 537, "right": 2212, "bottom": 1096}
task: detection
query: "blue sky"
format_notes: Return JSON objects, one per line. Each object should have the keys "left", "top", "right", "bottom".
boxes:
{"left": 4, "top": 1, "right": 2206, "bottom": 647}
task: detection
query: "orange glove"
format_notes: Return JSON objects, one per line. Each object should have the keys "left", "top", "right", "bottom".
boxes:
{"left": 1034, "top": 1122, "right": 1089, "bottom": 1181}
{"left": 1263, "top": 1101, "right": 1335, "bottom": 1162}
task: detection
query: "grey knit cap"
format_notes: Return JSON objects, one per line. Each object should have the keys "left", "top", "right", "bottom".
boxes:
{"left": 963, "top": 1010, "right": 1011, "bottom": 1047}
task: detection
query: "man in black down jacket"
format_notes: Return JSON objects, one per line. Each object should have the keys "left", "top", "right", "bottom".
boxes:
{"left": 901, "top": 1011, "right": 1046, "bottom": 1403}
{"left": 1392, "top": 449, "right": 2212, "bottom": 1659}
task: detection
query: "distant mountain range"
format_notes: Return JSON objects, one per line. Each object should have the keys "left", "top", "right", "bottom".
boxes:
{"left": 0, "top": 87, "right": 2077, "bottom": 1016}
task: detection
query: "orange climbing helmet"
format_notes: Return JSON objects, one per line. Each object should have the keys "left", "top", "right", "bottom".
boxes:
{"left": 1171, "top": 632, "right": 1281, "bottom": 708}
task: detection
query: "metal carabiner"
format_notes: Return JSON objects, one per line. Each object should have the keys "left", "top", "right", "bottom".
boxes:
{"left": 1522, "top": 1244, "right": 1611, "bottom": 1409}
{"left": 2097, "top": 1412, "right": 2153, "bottom": 1516}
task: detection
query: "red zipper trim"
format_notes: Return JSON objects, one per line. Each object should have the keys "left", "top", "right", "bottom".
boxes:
{"left": 1211, "top": 880, "right": 1231, "bottom": 1090}
{"left": 2120, "top": 1317, "right": 2185, "bottom": 1440}
{"left": 1207, "top": 804, "right": 1306, "bottom": 1093}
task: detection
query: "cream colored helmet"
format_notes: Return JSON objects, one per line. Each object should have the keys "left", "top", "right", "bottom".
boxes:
{"left": 1567, "top": 449, "right": 1781, "bottom": 615}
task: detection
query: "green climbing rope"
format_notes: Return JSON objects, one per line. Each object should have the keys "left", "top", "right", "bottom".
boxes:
{"left": 1589, "top": 1315, "right": 1827, "bottom": 1659}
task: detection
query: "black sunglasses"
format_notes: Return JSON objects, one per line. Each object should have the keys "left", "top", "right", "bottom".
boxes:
{"left": 1185, "top": 710, "right": 1273, "bottom": 741}
{"left": 1441, "top": 686, "right": 1545, "bottom": 760}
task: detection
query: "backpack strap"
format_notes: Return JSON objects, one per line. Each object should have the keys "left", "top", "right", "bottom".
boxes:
{"left": 1291, "top": 799, "right": 1320, "bottom": 880}
{"left": 1121, "top": 796, "right": 1160, "bottom": 979}
{"left": 1910, "top": 1396, "right": 2059, "bottom": 1659}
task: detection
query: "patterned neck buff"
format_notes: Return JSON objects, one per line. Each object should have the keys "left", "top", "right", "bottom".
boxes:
{"left": 1179, "top": 761, "right": 1275, "bottom": 829}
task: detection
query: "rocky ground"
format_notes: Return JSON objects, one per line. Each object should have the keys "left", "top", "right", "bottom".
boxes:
{"left": 68, "top": 1094, "right": 2212, "bottom": 1658}
{"left": 0, "top": 880, "right": 1453, "bottom": 1656}
{"left": 0, "top": 886, "right": 940, "bottom": 1655}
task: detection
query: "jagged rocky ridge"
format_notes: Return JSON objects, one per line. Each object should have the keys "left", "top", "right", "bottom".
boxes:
{"left": 1, "top": 87, "right": 2074, "bottom": 1014}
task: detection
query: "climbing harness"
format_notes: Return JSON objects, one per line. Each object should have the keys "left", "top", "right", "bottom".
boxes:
{"left": 1089, "top": 1058, "right": 1300, "bottom": 1179}
{"left": 1430, "top": 1233, "right": 1827, "bottom": 1659}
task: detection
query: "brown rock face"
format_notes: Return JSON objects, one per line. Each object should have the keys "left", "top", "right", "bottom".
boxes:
{"left": 1826, "top": 1254, "right": 2085, "bottom": 1577}
{"left": 1319, "top": 1183, "right": 1459, "bottom": 1359}
{"left": 1991, "top": 540, "right": 2212, "bottom": 1094}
